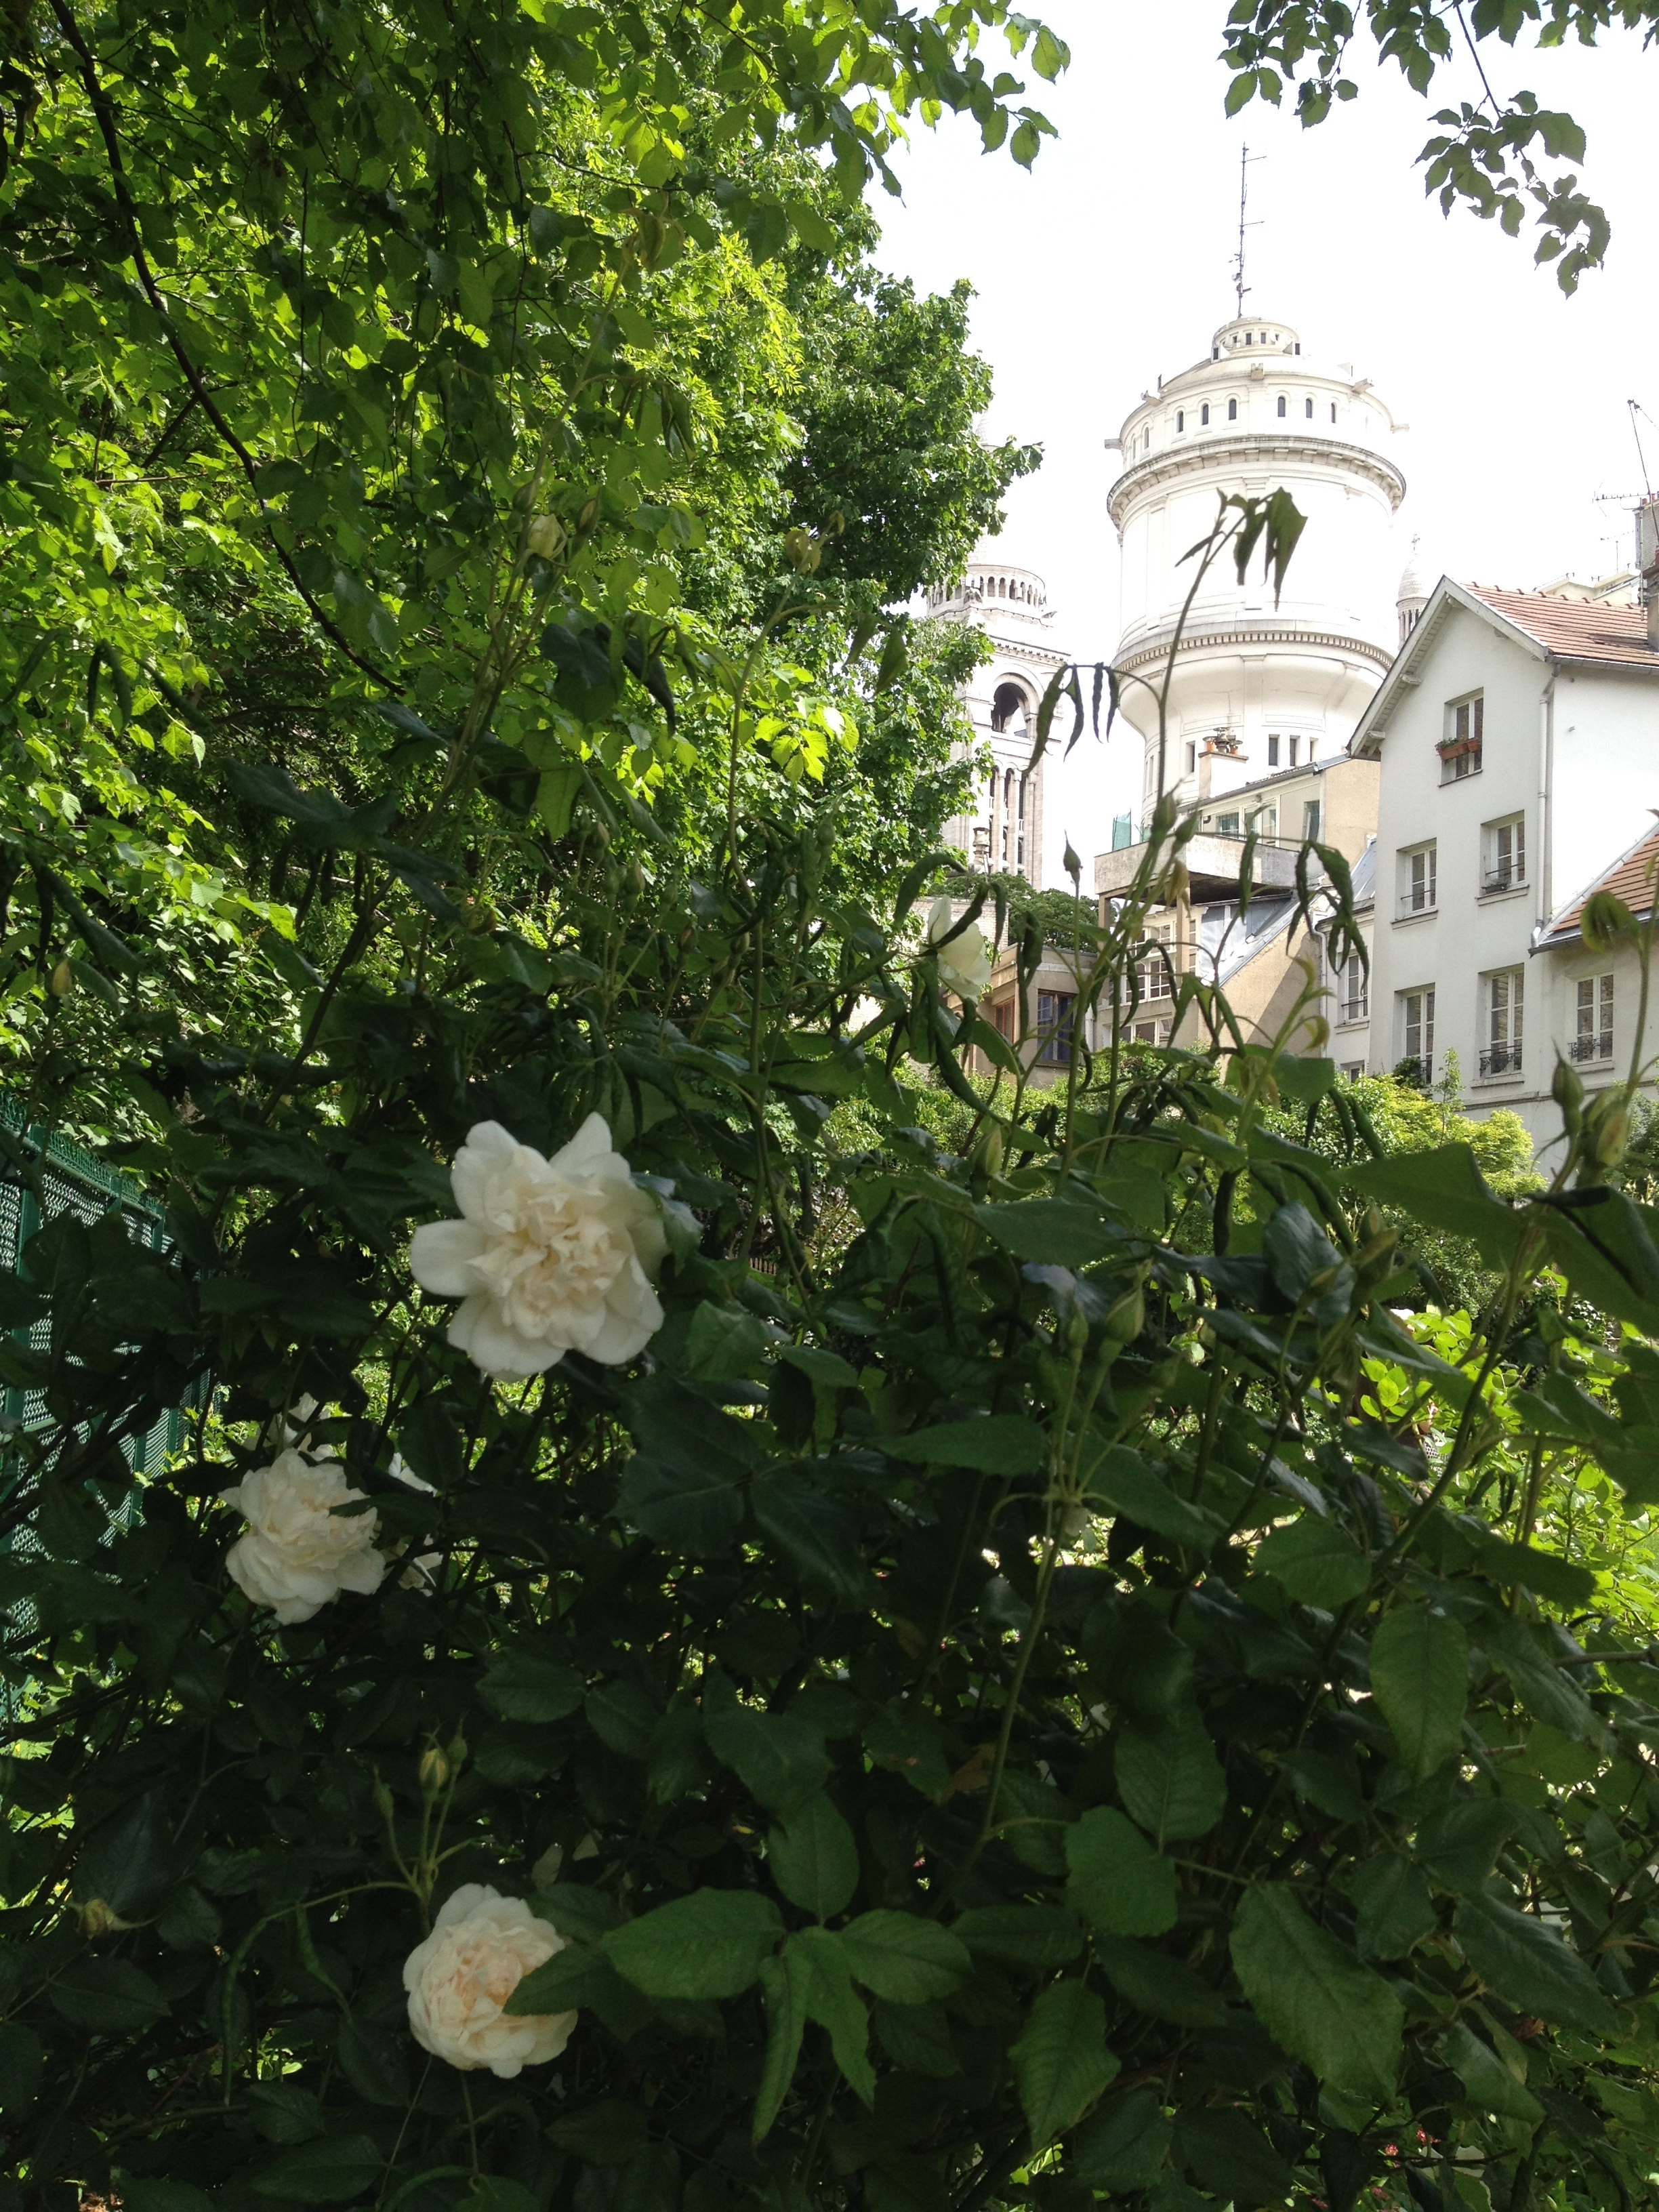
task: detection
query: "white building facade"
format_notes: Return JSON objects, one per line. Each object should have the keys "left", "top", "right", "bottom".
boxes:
{"left": 931, "top": 554, "right": 1069, "bottom": 888}
{"left": 1106, "top": 313, "right": 1407, "bottom": 825}
{"left": 1353, "top": 572, "right": 1659, "bottom": 1147}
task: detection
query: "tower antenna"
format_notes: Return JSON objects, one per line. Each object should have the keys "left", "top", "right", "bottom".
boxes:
{"left": 1630, "top": 399, "right": 1654, "bottom": 501}
{"left": 1232, "top": 144, "right": 1265, "bottom": 317}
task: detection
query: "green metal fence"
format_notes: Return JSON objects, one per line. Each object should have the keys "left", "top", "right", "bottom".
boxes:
{"left": 1, "top": 1103, "right": 184, "bottom": 1475}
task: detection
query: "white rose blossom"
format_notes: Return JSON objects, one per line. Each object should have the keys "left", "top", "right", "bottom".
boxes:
{"left": 222, "top": 1449, "right": 386, "bottom": 1625}
{"left": 403, "top": 1884, "right": 575, "bottom": 2078}
{"left": 926, "top": 896, "right": 994, "bottom": 1001}
{"left": 409, "top": 1115, "right": 668, "bottom": 1380}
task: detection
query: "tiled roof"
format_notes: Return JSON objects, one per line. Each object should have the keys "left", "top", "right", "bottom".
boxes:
{"left": 1542, "top": 823, "right": 1659, "bottom": 944}
{"left": 1468, "top": 586, "right": 1658, "bottom": 670}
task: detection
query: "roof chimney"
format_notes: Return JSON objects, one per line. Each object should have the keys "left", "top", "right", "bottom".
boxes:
{"left": 1642, "top": 496, "right": 1659, "bottom": 652}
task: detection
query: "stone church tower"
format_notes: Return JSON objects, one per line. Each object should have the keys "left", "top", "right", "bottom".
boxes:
{"left": 930, "top": 551, "right": 1070, "bottom": 887}
{"left": 1107, "top": 313, "right": 1406, "bottom": 823}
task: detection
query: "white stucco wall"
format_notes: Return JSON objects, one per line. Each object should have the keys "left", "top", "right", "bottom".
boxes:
{"left": 1364, "top": 595, "right": 1659, "bottom": 1149}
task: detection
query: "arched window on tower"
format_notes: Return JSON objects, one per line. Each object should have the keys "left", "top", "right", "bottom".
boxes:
{"left": 990, "top": 682, "right": 1027, "bottom": 735}
{"left": 1245, "top": 331, "right": 1253, "bottom": 345}
{"left": 1276, "top": 394, "right": 1286, "bottom": 417}
{"left": 1228, "top": 398, "right": 1237, "bottom": 421}
{"left": 1330, "top": 403, "right": 1337, "bottom": 423}
{"left": 1305, "top": 397, "right": 1313, "bottom": 418}
{"left": 1176, "top": 410, "right": 1185, "bottom": 432}
{"left": 1201, "top": 403, "right": 1210, "bottom": 426}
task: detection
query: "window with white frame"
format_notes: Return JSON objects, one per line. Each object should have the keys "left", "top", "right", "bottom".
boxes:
{"left": 1572, "top": 973, "right": 1614, "bottom": 1063}
{"left": 1339, "top": 951, "right": 1368, "bottom": 1024}
{"left": 1249, "top": 806, "right": 1278, "bottom": 840}
{"left": 1399, "top": 986, "right": 1434, "bottom": 1082}
{"left": 1481, "top": 968, "right": 1523, "bottom": 1077}
{"left": 1184, "top": 741, "right": 1197, "bottom": 776}
{"left": 1303, "top": 798, "right": 1322, "bottom": 842}
{"left": 1440, "top": 694, "right": 1483, "bottom": 782}
{"left": 1135, "top": 924, "right": 1177, "bottom": 1004}
{"left": 1397, "top": 842, "right": 1437, "bottom": 918}
{"left": 1341, "top": 1060, "right": 1366, "bottom": 1082}
{"left": 1481, "top": 815, "right": 1525, "bottom": 895}
{"left": 1215, "top": 811, "right": 1241, "bottom": 838}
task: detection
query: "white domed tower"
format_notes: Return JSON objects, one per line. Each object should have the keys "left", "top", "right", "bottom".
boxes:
{"left": 1107, "top": 314, "right": 1406, "bottom": 821}
{"left": 1396, "top": 539, "right": 1431, "bottom": 644}
{"left": 930, "top": 550, "right": 1071, "bottom": 884}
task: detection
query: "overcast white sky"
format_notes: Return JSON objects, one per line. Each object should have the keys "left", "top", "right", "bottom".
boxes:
{"left": 867, "top": 0, "right": 1659, "bottom": 882}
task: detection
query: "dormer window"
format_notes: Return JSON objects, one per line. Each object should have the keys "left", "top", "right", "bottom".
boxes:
{"left": 1227, "top": 398, "right": 1237, "bottom": 421}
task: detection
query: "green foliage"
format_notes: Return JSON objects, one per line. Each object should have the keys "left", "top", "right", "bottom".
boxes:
{"left": 1218, "top": 0, "right": 1638, "bottom": 287}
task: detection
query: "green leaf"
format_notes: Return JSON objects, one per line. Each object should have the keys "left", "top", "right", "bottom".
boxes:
{"left": 476, "top": 1651, "right": 585, "bottom": 1723}
{"left": 1075, "top": 2088, "right": 1171, "bottom": 2190}
{"left": 882, "top": 1414, "right": 1046, "bottom": 1473}
{"left": 791, "top": 1925, "right": 875, "bottom": 2105}
{"left": 1092, "top": 1935, "right": 1229, "bottom": 2028}
{"left": 1454, "top": 1892, "right": 1619, "bottom": 2033}
{"left": 951, "top": 1904, "right": 1084, "bottom": 1967}
{"left": 1437, "top": 2019, "right": 1544, "bottom": 2123}
{"left": 1174, "top": 2104, "right": 1297, "bottom": 2207}
{"left": 767, "top": 1794, "right": 859, "bottom": 1920}
{"left": 122, "top": 2187, "right": 214, "bottom": 2212}
{"left": 1415, "top": 1799, "right": 1516, "bottom": 1896}
{"left": 1341, "top": 1146, "right": 1523, "bottom": 1269}
{"left": 615, "top": 1452, "right": 746, "bottom": 1555}
{"left": 1349, "top": 1855, "right": 1438, "bottom": 1961}
{"left": 1254, "top": 1516, "right": 1370, "bottom": 1608}
{"left": 249, "top": 2132, "right": 384, "bottom": 2202}
{"left": 836, "top": 1911, "right": 971, "bottom": 2002}
{"left": 505, "top": 1942, "right": 650, "bottom": 2040}
{"left": 872, "top": 1998, "right": 960, "bottom": 2079}
{"left": 705, "top": 1698, "right": 831, "bottom": 1815}
{"left": 1065, "top": 1806, "right": 1179, "bottom": 1936}
{"left": 1080, "top": 1443, "right": 1214, "bottom": 1551}
{"left": 750, "top": 1473, "right": 875, "bottom": 1605}
{"left": 1010, "top": 1979, "right": 1120, "bottom": 2147}
{"left": 49, "top": 1957, "right": 169, "bottom": 2032}
{"left": 1230, "top": 1885, "right": 1402, "bottom": 2102}
{"left": 0, "top": 2023, "right": 41, "bottom": 2114}
{"left": 687, "top": 1298, "right": 771, "bottom": 1380}
{"left": 970, "top": 1197, "right": 1120, "bottom": 1267}
{"left": 754, "top": 1945, "right": 811, "bottom": 2142}
{"left": 604, "top": 1889, "right": 783, "bottom": 2000}
{"left": 1369, "top": 1605, "right": 1467, "bottom": 1778}
{"left": 1115, "top": 1709, "right": 1227, "bottom": 1843}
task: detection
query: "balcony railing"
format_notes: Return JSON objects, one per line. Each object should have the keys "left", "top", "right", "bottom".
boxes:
{"left": 1479, "top": 867, "right": 1526, "bottom": 897}
{"left": 1569, "top": 1031, "right": 1614, "bottom": 1063}
{"left": 1340, "top": 996, "right": 1370, "bottom": 1023}
{"left": 1479, "top": 1044, "right": 1523, "bottom": 1077}
{"left": 1396, "top": 1056, "right": 1432, "bottom": 1086}
{"left": 1396, "top": 890, "right": 1436, "bottom": 920}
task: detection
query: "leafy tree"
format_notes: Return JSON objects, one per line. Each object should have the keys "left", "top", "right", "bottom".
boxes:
{"left": 1220, "top": 0, "right": 1658, "bottom": 288}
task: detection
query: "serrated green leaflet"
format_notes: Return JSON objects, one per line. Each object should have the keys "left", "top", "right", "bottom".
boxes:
{"left": 604, "top": 1891, "right": 782, "bottom": 2001}
{"left": 1369, "top": 1606, "right": 1468, "bottom": 1779}
{"left": 1010, "top": 1980, "right": 1120, "bottom": 2147}
{"left": 1064, "top": 1807, "right": 1178, "bottom": 1936}
{"left": 1230, "top": 1886, "right": 1402, "bottom": 2100}
{"left": 1115, "top": 1709, "right": 1227, "bottom": 1843}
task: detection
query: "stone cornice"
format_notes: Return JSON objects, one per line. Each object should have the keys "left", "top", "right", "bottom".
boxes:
{"left": 1113, "top": 620, "right": 1395, "bottom": 677}
{"left": 1107, "top": 434, "right": 1406, "bottom": 526}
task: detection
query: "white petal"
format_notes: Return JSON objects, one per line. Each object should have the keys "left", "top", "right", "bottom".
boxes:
{"left": 577, "top": 1277, "right": 665, "bottom": 1365}
{"left": 410, "top": 1218, "right": 489, "bottom": 1296}
{"left": 552, "top": 1112, "right": 615, "bottom": 1173}
{"left": 449, "top": 1296, "right": 564, "bottom": 1380}
{"left": 451, "top": 1121, "right": 527, "bottom": 1219}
